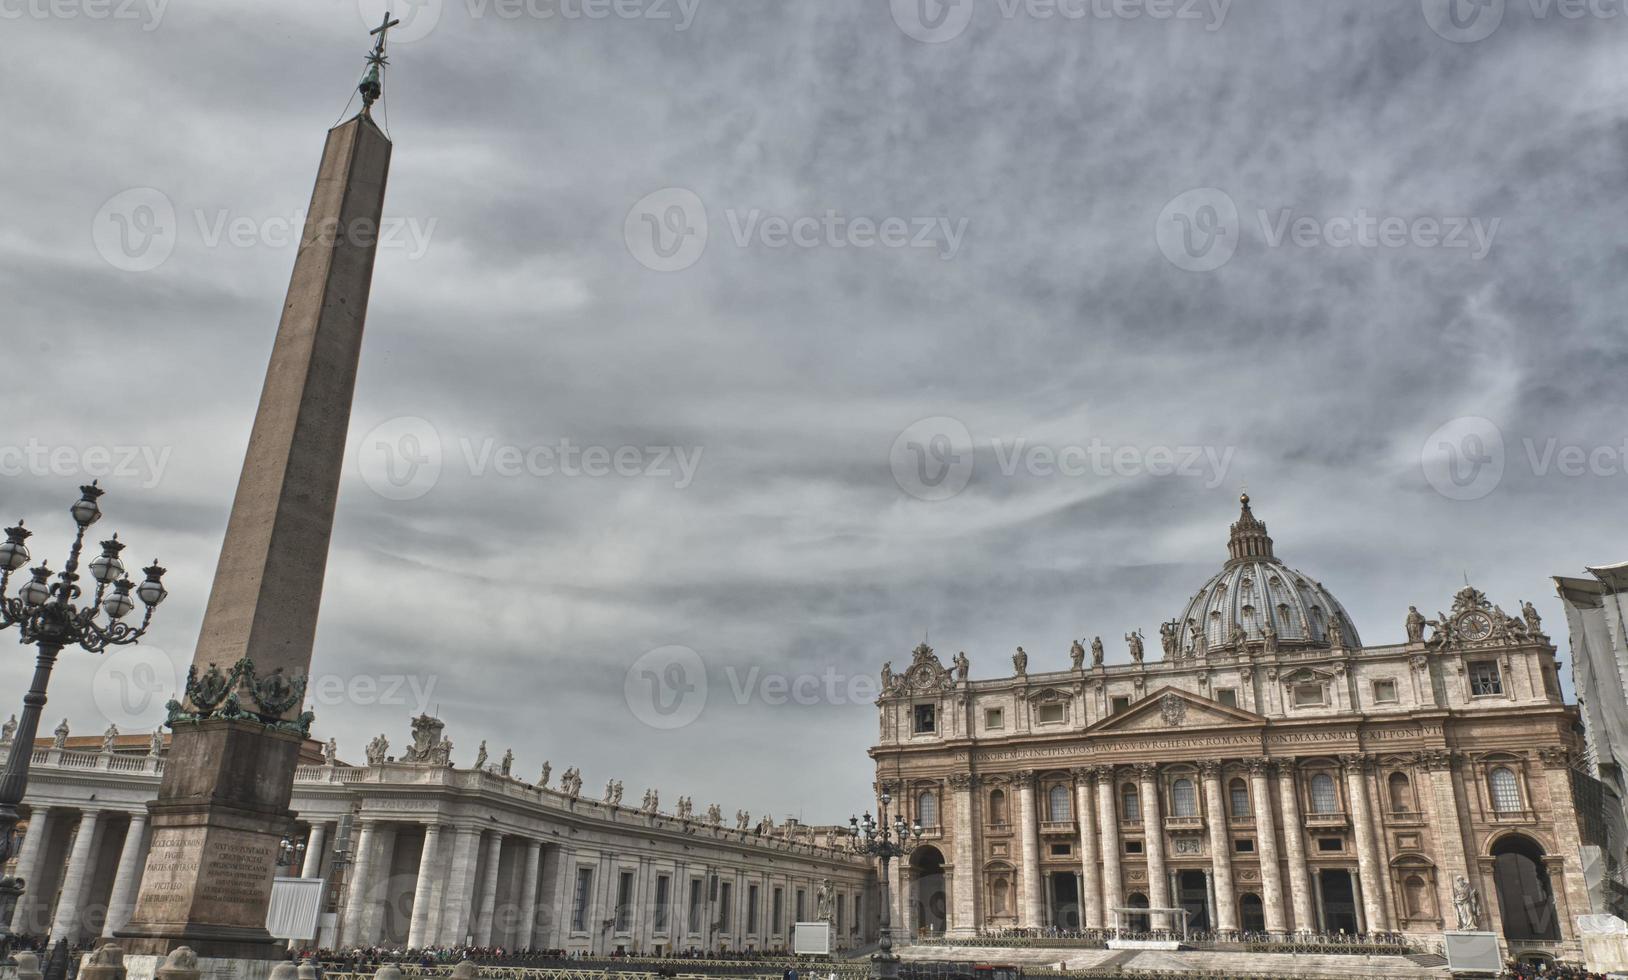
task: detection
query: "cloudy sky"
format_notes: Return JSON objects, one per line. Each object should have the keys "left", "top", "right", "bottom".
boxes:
{"left": 2, "top": 0, "right": 1624, "bottom": 822}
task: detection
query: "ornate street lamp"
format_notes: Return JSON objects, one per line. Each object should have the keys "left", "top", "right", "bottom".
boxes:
{"left": 849, "top": 786, "right": 922, "bottom": 980}
{"left": 277, "top": 834, "right": 308, "bottom": 870}
{"left": 0, "top": 482, "right": 167, "bottom": 949}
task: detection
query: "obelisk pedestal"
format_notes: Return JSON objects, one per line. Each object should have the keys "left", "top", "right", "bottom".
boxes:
{"left": 117, "top": 112, "right": 392, "bottom": 960}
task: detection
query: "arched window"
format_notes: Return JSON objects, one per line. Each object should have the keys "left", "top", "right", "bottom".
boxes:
{"left": 1047, "top": 784, "right": 1070, "bottom": 823}
{"left": 1121, "top": 784, "right": 1141, "bottom": 822}
{"left": 1309, "top": 773, "right": 1339, "bottom": 814}
{"left": 1404, "top": 875, "right": 1433, "bottom": 917}
{"left": 1229, "top": 778, "right": 1250, "bottom": 818}
{"left": 1389, "top": 772, "right": 1413, "bottom": 813}
{"left": 988, "top": 789, "right": 1008, "bottom": 827}
{"left": 1171, "top": 779, "right": 1198, "bottom": 818}
{"left": 918, "top": 791, "right": 939, "bottom": 828}
{"left": 1489, "top": 767, "right": 1522, "bottom": 813}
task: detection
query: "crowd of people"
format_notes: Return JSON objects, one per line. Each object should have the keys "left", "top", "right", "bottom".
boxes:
{"left": 1498, "top": 962, "right": 1617, "bottom": 979}
{"left": 299, "top": 945, "right": 831, "bottom": 970}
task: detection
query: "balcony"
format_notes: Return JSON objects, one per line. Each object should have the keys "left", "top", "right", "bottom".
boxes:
{"left": 1385, "top": 809, "right": 1427, "bottom": 828}
{"left": 1304, "top": 810, "right": 1348, "bottom": 829}
{"left": 1164, "top": 815, "right": 1204, "bottom": 832}
{"left": 1040, "top": 821, "right": 1076, "bottom": 835}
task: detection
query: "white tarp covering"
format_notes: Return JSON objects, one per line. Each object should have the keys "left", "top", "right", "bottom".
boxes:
{"left": 266, "top": 876, "right": 326, "bottom": 940}
{"left": 793, "top": 921, "right": 831, "bottom": 955}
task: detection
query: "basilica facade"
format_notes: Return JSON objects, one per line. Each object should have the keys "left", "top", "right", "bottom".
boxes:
{"left": 872, "top": 496, "right": 1602, "bottom": 961}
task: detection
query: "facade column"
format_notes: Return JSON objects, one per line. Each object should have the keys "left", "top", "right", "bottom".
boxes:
{"left": 1097, "top": 769, "right": 1124, "bottom": 925}
{"left": 1136, "top": 764, "right": 1171, "bottom": 930}
{"left": 1342, "top": 755, "right": 1388, "bottom": 933}
{"left": 49, "top": 809, "right": 101, "bottom": 943}
{"left": 103, "top": 812, "right": 149, "bottom": 937}
{"left": 1275, "top": 761, "right": 1315, "bottom": 934}
{"left": 10, "top": 806, "right": 52, "bottom": 934}
{"left": 518, "top": 839, "right": 543, "bottom": 949}
{"left": 474, "top": 832, "right": 506, "bottom": 945}
{"left": 341, "top": 820, "right": 380, "bottom": 946}
{"left": 1200, "top": 762, "right": 1238, "bottom": 934}
{"left": 948, "top": 773, "right": 977, "bottom": 936}
{"left": 301, "top": 822, "right": 327, "bottom": 878}
{"left": 1074, "top": 768, "right": 1103, "bottom": 930}
{"left": 1016, "top": 771, "right": 1042, "bottom": 929}
{"left": 1421, "top": 753, "right": 1471, "bottom": 930}
{"left": 1247, "top": 760, "right": 1286, "bottom": 934}
{"left": 408, "top": 824, "right": 443, "bottom": 948}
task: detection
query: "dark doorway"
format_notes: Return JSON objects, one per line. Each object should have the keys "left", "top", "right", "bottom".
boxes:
{"left": 1050, "top": 873, "right": 1080, "bottom": 929}
{"left": 1493, "top": 835, "right": 1561, "bottom": 942}
{"left": 1239, "top": 893, "right": 1266, "bottom": 933}
{"left": 1177, "top": 870, "right": 1210, "bottom": 932}
{"left": 910, "top": 846, "right": 948, "bottom": 936}
{"left": 1318, "top": 869, "right": 1359, "bottom": 934}
{"left": 1126, "top": 892, "right": 1150, "bottom": 933}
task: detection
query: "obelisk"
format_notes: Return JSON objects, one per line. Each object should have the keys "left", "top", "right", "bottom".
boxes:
{"left": 119, "top": 22, "right": 397, "bottom": 960}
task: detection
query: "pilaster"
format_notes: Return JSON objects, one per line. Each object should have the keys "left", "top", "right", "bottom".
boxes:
{"left": 1200, "top": 762, "right": 1237, "bottom": 934}
{"left": 1275, "top": 761, "right": 1315, "bottom": 934}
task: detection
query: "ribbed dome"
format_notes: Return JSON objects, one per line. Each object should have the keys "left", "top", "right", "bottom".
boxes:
{"left": 1167, "top": 495, "right": 1361, "bottom": 656}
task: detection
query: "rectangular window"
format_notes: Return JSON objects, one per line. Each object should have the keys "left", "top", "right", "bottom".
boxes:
{"left": 718, "top": 882, "right": 732, "bottom": 931}
{"left": 1111, "top": 695, "right": 1131, "bottom": 714}
{"left": 1124, "top": 840, "right": 1144, "bottom": 854}
{"left": 1470, "top": 662, "right": 1504, "bottom": 696}
{"left": 748, "top": 883, "right": 760, "bottom": 934}
{"left": 985, "top": 707, "right": 1005, "bottom": 730}
{"left": 796, "top": 889, "right": 807, "bottom": 922}
{"left": 1037, "top": 703, "right": 1065, "bottom": 724}
{"left": 572, "top": 868, "right": 594, "bottom": 933}
{"left": 654, "top": 875, "right": 671, "bottom": 933}
{"left": 853, "top": 893, "right": 861, "bottom": 932}
{"left": 1216, "top": 688, "right": 1238, "bottom": 707}
{"left": 1317, "top": 837, "right": 1344, "bottom": 852}
{"left": 615, "top": 871, "right": 634, "bottom": 932}
{"left": 1048, "top": 843, "right": 1072, "bottom": 857}
{"left": 688, "top": 878, "right": 704, "bottom": 934}
{"left": 1293, "top": 683, "right": 1325, "bottom": 707}
{"left": 913, "top": 703, "right": 936, "bottom": 734}
{"left": 1372, "top": 679, "right": 1399, "bottom": 704}
{"left": 1234, "top": 838, "right": 1255, "bottom": 853}
{"left": 836, "top": 894, "right": 846, "bottom": 935}
{"left": 773, "top": 887, "right": 784, "bottom": 934}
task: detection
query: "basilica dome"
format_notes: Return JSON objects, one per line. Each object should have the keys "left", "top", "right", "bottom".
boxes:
{"left": 1168, "top": 495, "right": 1361, "bottom": 657}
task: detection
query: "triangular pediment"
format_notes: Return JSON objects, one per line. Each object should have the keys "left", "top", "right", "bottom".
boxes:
{"left": 1086, "top": 686, "right": 1266, "bottom": 734}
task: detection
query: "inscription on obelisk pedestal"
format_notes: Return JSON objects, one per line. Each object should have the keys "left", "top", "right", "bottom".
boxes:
{"left": 118, "top": 108, "right": 393, "bottom": 960}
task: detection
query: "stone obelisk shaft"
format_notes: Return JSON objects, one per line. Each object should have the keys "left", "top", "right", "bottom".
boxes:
{"left": 119, "top": 113, "right": 391, "bottom": 959}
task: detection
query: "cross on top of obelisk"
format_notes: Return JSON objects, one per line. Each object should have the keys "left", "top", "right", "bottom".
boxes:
{"left": 358, "top": 11, "right": 400, "bottom": 115}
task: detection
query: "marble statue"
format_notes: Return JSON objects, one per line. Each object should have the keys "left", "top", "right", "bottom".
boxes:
{"left": 1159, "top": 622, "right": 1178, "bottom": 660}
{"left": 707, "top": 803, "right": 723, "bottom": 826}
{"left": 1125, "top": 630, "right": 1144, "bottom": 664}
{"left": 1262, "top": 622, "right": 1278, "bottom": 655}
{"left": 323, "top": 738, "right": 338, "bottom": 766}
{"left": 1405, "top": 605, "right": 1426, "bottom": 644}
{"left": 676, "top": 796, "right": 693, "bottom": 820}
{"left": 403, "top": 714, "right": 442, "bottom": 764}
{"left": 1069, "top": 639, "right": 1085, "bottom": 670}
{"left": 954, "top": 650, "right": 970, "bottom": 682}
{"left": 432, "top": 737, "right": 453, "bottom": 766}
{"left": 474, "top": 741, "right": 488, "bottom": 770}
{"left": 605, "top": 779, "right": 618, "bottom": 803}
{"left": 500, "top": 749, "right": 513, "bottom": 777}
{"left": 641, "top": 788, "right": 660, "bottom": 814}
{"left": 562, "top": 767, "right": 583, "bottom": 798}
{"left": 613, "top": 780, "right": 624, "bottom": 805}
{"left": 52, "top": 719, "right": 69, "bottom": 749}
{"left": 736, "top": 809, "right": 750, "bottom": 831}
{"left": 1227, "top": 617, "right": 1244, "bottom": 648}
{"left": 880, "top": 661, "right": 894, "bottom": 692}
{"left": 1522, "top": 600, "right": 1543, "bottom": 635}
{"left": 816, "top": 879, "right": 834, "bottom": 921}
{"left": 1, "top": 714, "right": 16, "bottom": 743}
{"left": 1092, "top": 636, "right": 1104, "bottom": 668}
{"left": 102, "top": 724, "right": 119, "bottom": 754}
{"left": 149, "top": 728, "right": 164, "bottom": 757}
{"left": 1012, "top": 646, "right": 1028, "bottom": 675}
{"left": 1189, "top": 622, "right": 1207, "bottom": 658}
{"left": 1452, "top": 875, "right": 1482, "bottom": 930}
{"left": 1428, "top": 611, "right": 1455, "bottom": 650}
{"left": 539, "top": 761, "right": 552, "bottom": 787}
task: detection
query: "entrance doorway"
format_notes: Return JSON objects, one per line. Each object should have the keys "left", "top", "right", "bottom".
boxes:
{"left": 1125, "top": 893, "right": 1150, "bottom": 933}
{"left": 1177, "top": 870, "right": 1210, "bottom": 931}
{"left": 1239, "top": 893, "right": 1266, "bottom": 933}
{"left": 1049, "top": 873, "right": 1080, "bottom": 929}
{"left": 1493, "top": 835, "right": 1561, "bottom": 942}
{"left": 910, "top": 846, "right": 948, "bottom": 936}
{"left": 1318, "top": 869, "right": 1359, "bottom": 934}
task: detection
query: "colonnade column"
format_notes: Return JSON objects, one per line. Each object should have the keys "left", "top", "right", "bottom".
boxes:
{"left": 1096, "top": 769, "right": 1123, "bottom": 926}
{"left": 11, "top": 806, "right": 52, "bottom": 933}
{"left": 341, "top": 820, "right": 380, "bottom": 945}
{"left": 518, "top": 839, "right": 543, "bottom": 949}
{"left": 301, "top": 822, "right": 327, "bottom": 878}
{"left": 103, "top": 812, "right": 149, "bottom": 937}
{"left": 474, "top": 832, "right": 506, "bottom": 945}
{"left": 1016, "top": 771, "right": 1042, "bottom": 929}
{"left": 1200, "top": 762, "right": 1237, "bottom": 934}
{"left": 1341, "top": 755, "right": 1388, "bottom": 933}
{"left": 1136, "top": 764, "right": 1170, "bottom": 931}
{"left": 1275, "top": 761, "right": 1315, "bottom": 934}
{"left": 1074, "top": 767, "right": 1102, "bottom": 930}
{"left": 948, "top": 773, "right": 977, "bottom": 936}
{"left": 408, "top": 824, "right": 443, "bottom": 947}
{"left": 1420, "top": 751, "right": 1472, "bottom": 928}
{"left": 49, "top": 809, "right": 101, "bottom": 943}
{"left": 1247, "top": 760, "right": 1286, "bottom": 934}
